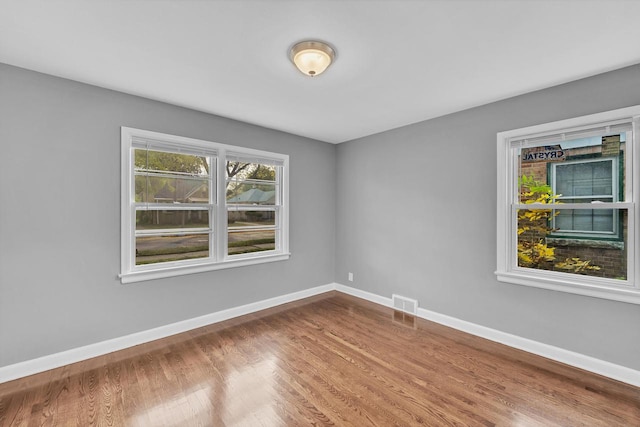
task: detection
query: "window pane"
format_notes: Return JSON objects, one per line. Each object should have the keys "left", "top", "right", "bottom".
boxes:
{"left": 555, "top": 209, "right": 614, "bottom": 233}
{"left": 228, "top": 210, "right": 276, "bottom": 228}
{"left": 228, "top": 229, "right": 276, "bottom": 255}
{"left": 519, "top": 134, "right": 624, "bottom": 203}
{"left": 135, "top": 149, "right": 209, "bottom": 175}
{"left": 555, "top": 161, "right": 613, "bottom": 197}
{"left": 226, "top": 161, "right": 276, "bottom": 182}
{"left": 135, "top": 175, "right": 209, "bottom": 203}
{"left": 226, "top": 160, "right": 278, "bottom": 206}
{"left": 135, "top": 148, "right": 210, "bottom": 203}
{"left": 136, "top": 234, "right": 210, "bottom": 265}
{"left": 551, "top": 197, "right": 615, "bottom": 234}
{"left": 136, "top": 210, "right": 209, "bottom": 230}
{"left": 517, "top": 208, "right": 627, "bottom": 280}
{"left": 226, "top": 182, "right": 276, "bottom": 205}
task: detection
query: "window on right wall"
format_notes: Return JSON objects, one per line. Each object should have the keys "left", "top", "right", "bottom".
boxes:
{"left": 496, "top": 106, "right": 640, "bottom": 304}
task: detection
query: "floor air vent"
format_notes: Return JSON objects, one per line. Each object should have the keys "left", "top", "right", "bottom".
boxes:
{"left": 392, "top": 294, "right": 418, "bottom": 315}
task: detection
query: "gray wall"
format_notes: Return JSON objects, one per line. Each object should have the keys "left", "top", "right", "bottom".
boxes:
{"left": 0, "top": 63, "right": 336, "bottom": 367}
{"left": 336, "top": 64, "right": 640, "bottom": 370}
{"left": 2, "top": 60, "right": 640, "bottom": 373}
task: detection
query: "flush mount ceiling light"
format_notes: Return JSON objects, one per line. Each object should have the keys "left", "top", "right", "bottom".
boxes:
{"left": 289, "top": 40, "right": 335, "bottom": 77}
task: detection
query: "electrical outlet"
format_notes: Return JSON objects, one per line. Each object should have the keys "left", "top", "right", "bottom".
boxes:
{"left": 348, "top": 272, "right": 354, "bottom": 282}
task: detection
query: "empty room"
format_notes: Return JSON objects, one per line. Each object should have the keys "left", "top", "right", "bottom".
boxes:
{"left": 1, "top": 1, "right": 640, "bottom": 425}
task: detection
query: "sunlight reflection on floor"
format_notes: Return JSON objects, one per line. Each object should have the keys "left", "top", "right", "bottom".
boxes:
{"left": 222, "top": 355, "right": 279, "bottom": 426}
{"left": 136, "top": 385, "right": 213, "bottom": 427}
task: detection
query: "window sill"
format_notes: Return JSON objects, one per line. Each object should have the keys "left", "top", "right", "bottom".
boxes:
{"left": 546, "top": 237, "right": 624, "bottom": 250}
{"left": 495, "top": 270, "right": 640, "bottom": 305}
{"left": 120, "top": 253, "right": 291, "bottom": 284}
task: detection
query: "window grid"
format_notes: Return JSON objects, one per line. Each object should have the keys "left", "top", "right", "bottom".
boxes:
{"left": 550, "top": 157, "right": 618, "bottom": 238}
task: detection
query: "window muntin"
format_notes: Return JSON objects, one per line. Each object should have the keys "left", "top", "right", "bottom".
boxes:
{"left": 496, "top": 107, "right": 640, "bottom": 304}
{"left": 121, "top": 128, "right": 289, "bottom": 283}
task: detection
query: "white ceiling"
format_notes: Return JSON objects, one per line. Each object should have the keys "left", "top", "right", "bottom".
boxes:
{"left": 2, "top": 1, "right": 640, "bottom": 144}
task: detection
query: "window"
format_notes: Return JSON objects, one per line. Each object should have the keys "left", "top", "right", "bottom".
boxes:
{"left": 121, "top": 127, "right": 289, "bottom": 283}
{"left": 550, "top": 156, "right": 619, "bottom": 238}
{"left": 134, "top": 147, "right": 213, "bottom": 266}
{"left": 226, "top": 154, "right": 282, "bottom": 257}
{"left": 496, "top": 106, "right": 640, "bottom": 304}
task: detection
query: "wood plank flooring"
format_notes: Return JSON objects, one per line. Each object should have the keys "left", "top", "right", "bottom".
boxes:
{"left": 0, "top": 291, "right": 639, "bottom": 426}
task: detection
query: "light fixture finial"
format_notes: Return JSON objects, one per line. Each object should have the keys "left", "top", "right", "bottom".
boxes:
{"left": 289, "top": 40, "right": 335, "bottom": 77}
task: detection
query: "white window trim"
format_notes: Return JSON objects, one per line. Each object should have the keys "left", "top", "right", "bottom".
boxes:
{"left": 496, "top": 106, "right": 640, "bottom": 304}
{"left": 120, "top": 127, "right": 290, "bottom": 284}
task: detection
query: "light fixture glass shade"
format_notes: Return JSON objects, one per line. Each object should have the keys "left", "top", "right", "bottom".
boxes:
{"left": 290, "top": 41, "right": 335, "bottom": 77}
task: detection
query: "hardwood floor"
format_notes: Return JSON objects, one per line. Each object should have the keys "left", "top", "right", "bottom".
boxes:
{"left": 1, "top": 291, "right": 639, "bottom": 426}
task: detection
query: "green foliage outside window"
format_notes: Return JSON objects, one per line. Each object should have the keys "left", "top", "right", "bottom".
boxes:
{"left": 518, "top": 175, "right": 600, "bottom": 274}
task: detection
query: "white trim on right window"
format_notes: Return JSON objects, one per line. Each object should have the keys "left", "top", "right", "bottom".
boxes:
{"left": 496, "top": 106, "right": 640, "bottom": 304}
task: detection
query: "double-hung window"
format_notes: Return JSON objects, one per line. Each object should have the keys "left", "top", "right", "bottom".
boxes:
{"left": 496, "top": 106, "right": 640, "bottom": 304}
{"left": 120, "top": 127, "right": 289, "bottom": 283}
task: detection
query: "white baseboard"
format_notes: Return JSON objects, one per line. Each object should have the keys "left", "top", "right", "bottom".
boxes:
{"left": 3, "top": 282, "right": 639, "bottom": 388}
{"left": 335, "top": 283, "right": 393, "bottom": 306}
{"left": 0, "top": 284, "right": 334, "bottom": 384}
{"left": 335, "top": 283, "right": 640, "bottom": 387}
